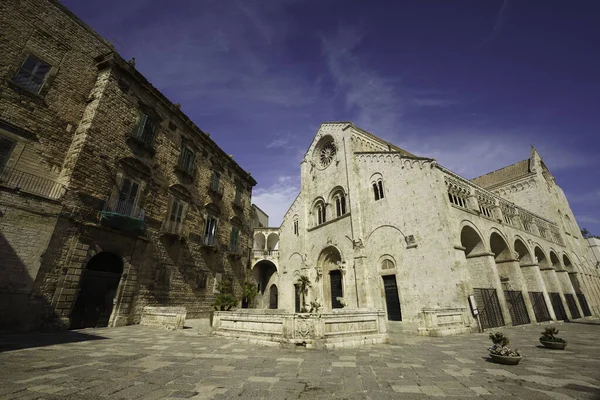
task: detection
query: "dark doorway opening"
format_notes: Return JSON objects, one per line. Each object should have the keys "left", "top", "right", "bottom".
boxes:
{"left": 330, "top": 270, "right": 343, "bottom": 309}
{"left": 269, "top": 284, "right": 278, "bottom": 309}
{"left": 549, "top": 292, "right": 568, "bottom": 321}
{"left": 294, "top": 284, "right": 301, "bottom": 313}
{"left": 382, "top": 275, "right": 402, "bottom": 321}
{"left": 70, "top": 252, "right": 123, "bottom": 329}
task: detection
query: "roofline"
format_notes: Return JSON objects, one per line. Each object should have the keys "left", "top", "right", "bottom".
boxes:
{"left": 48, "top": 1, "right": 256, "bottom": 187}
{"left": 471, "top": 158, "right": 530, "bottom": 183}
{"left": 354, "top": 151, "right": 433, "bottom": 161}
{"left": 251, "top": 203, "right": 269, "bottom": 217}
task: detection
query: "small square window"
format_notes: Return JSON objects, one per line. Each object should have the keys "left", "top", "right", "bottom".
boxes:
{"left": 13, "top": 54, "right": 51, "bottom": 94}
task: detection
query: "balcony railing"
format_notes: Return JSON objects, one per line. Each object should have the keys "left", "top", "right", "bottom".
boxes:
{"left": 253, "top": 249, "right": 279, "bottom": 258}
{"left": 203, "top": 234, "right": 217, "bottom": 246}
{"left": 208, "top": 182, "right": 224, "bottom": 198}
{"left": 0, "top": 167, "right": 65, "bottom": 200}
{"left": 163, "top": 219, "right": 186, "bottom": 237}
{"left": 100, "top": 197, "right": 145, "bottom": 232}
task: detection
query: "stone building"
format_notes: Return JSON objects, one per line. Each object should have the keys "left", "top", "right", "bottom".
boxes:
{"left": 0, "top": 0, "right": 255, "bottom": 331}
{"left": 251, "top": 122, "right": 600, "bottom": 335}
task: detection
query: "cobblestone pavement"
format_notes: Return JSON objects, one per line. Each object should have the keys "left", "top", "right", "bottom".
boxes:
{"left": 0, "top": 319, "right": 599, "bottom": 400}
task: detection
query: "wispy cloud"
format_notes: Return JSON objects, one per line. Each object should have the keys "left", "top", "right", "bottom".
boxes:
{"left": 411, "top": 98, "right": 458, "bottom": 107}
{"left": 480, "top": 0, "right": 510, "bottom": 47}
{"left": 321, "top": 26, "right": 405, "bottom": 136}
{"left": 395, "top": 128, "right": 594, "bottom": 179}
{"left": 566, "top": 189, "right": 600, "bottom": 204}
{"left": 252, "top": 176, "right": 300, "bottom": 226}
{"left": 577, "top": 215, "right": 600, "bottom": 225}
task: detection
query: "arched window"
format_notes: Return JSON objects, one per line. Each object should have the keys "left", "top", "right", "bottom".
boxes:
{"left": 314, "top": 200, "right": 326, "bottom": 226}
{"left": 372, "top": 179, "right": 384, "bottom": 200}
{"left": 328, "top": 188, "right": 347, "bottom": 218}
{"left": 381, "top": 258, "right": 395, "bottom": 270}
{"left": 293, "top": 215, "right": 299, "bottom": 235}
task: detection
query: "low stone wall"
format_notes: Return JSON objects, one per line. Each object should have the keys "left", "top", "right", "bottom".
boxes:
{"left": 140, "top": 306, "right": 186, "bottom": 330}
{"left": 418, "top": 307, "right": 472, "bottom": 336}
{"left": 212, "top": 308, "right": 387, "bottom": 349}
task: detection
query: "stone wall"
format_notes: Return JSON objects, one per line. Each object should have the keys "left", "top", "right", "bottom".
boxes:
{"left": 0, "top": 0, "right": 255, "bottom": 331}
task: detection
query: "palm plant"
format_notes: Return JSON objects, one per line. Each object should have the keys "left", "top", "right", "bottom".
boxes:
{"left": 297, "top": 275, "right": 312, "bottom": 312}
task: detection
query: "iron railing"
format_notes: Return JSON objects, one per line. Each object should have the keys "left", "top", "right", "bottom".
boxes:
{"left": 504, "top": 290, "right": 531, "bottom": 326}
{"left": 203, "top": 234, "right": 217, "bottom": 246}
{"left": 577, "top": 294, "right": 592, "bottom": 317}
{"left": 0, "top": 167, "right": 65, "bottom": 199}
{"left": 564, "top": 293, "right": 581, "bottom": 319}
{"left": 163, "top": 219, "right": 186, "bottom": 236}
{"left": 529, "top": 292, "right": 552, "bottom": 322}
{"left": 474, "top": 288, "right": 505, "bottom": 329}
{"left": 549, "top": 293, "right": 568, "bottom": 321}
{"left": 103, "top": 197, "right": 145, "bottom": 219}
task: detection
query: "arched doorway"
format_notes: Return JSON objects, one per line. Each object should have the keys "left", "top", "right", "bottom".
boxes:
{"left": 269, "top": 285, "right": 278, "bottom": 309}
{"left": 490, "top": 232, "right": 530, "bottom": 326}
{"left": 70, "top": 252, "right": 123, "bottom": 329}
{"left": 515, "top": 239, "right": 552, "bottom": 322}
{"left": 460, "top": 225, "right": 505, "bottom": 329}
{"left": 251, "top": 260, "right": 277, "bottom": 309}
{"left": 317, "top": 246, "right": 344, "bottom": 310}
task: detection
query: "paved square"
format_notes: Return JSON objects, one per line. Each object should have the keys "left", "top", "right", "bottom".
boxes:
{"left": 0, "top": 320, "right": 599, "bottom": 399}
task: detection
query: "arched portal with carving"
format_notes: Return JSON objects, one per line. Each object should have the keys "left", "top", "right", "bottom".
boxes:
{"left": 317, "top": 246, "right": 344, "bottom": 310}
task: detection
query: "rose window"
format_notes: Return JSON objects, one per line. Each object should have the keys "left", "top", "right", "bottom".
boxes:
{"left": 319, "top": 142, "right": 337, "bottom": 167}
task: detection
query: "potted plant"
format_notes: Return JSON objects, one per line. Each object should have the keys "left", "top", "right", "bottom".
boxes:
{"left": 488, "top": 332, "right": 522, "bottom": 365}
{"left": 539, "top": 327, "right": 567, "bottom": 350}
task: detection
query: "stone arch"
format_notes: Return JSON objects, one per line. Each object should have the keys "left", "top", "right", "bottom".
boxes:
{"left": 311, "top": 196, "right": 327, "bottom": 226}
{"left": 490, "top": 231, "right": 512, "bottom": 262}
{"left": 251, "top": 260, "right": 278, "bottom": 308}
{"left": 269, "top": 284, "right": 278, "bottom": 309}
{"left": 70, "top": 252, "right": 124, "bottom": 329}
{"left": 460, "top": 222, "right": 486, "bottom": 257}
{"left": 266, "top": 232, "right": 279, "bottom": 251}
{"left": 562, "top": 254, "right": 574, "bottom": 272}
{"left": 369, "top": 172, "right": 385, "bottom": 200}
{"left": 317, "top": 246, "right": 345, "bottom": 310}
{"left": 378, "top": 254, "right": 396, "bottom": 272}
{"left": 549, "top": 250, "right": 562, "bottom": 270}
{"left": 366, "top": 224, "right": 405, "bottom": 243}
{"left": 253, "top": 232, "right": 265, "bottom": 250}
{"left": 514, "top": 238, "right": 533, "bottom": 264}
{"left": 534, "top": 246, "right": 550, "bottom": 268}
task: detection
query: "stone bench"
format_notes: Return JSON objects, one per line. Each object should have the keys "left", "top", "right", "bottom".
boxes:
{"left": 140, "top": 306, "right": 186, "bottom": 330}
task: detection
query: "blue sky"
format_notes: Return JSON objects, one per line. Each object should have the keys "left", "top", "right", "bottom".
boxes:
{"left": 62, "top": 0, "right": 600, "bottom": 231}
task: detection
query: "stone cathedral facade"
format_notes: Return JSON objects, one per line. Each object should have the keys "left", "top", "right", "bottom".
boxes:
{"left": 252, "top": 122, "right": 600, "bottom": 335}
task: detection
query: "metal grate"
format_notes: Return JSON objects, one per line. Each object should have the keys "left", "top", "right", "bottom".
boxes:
{"left": 564, "top": 294, "right": 581, "bottom": 319}
{"left": 577, "top": 294, "right": 592, "bottom": 317}
{"left": 549, "top": 293, "right": 568, "bottom": 321}
{"left": 474, "top": 288, "right": 505, "bottom": 329}
{"left": 504, "top": 290, "right": 530, "bottom": 326}
{"left": 529, "top": 292, "right": 552, "bottom": 322}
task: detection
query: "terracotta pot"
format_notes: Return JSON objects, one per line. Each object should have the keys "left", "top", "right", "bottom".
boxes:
{"left": 489, "top": 353, "right": 522, "bottom": 365}
{"left": 540, "top": 340, "right": 567, "bottom": 350}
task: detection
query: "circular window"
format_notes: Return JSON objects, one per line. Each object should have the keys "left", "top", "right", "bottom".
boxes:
{"left": 319, "top": 141, "right": 337, "bottom": 168}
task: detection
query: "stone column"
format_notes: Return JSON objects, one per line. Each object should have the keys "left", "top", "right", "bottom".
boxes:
{"left": 556, "top": 270, "right": 584, "bottom": 318}
{"left": 496, "top": 258, "right": 536, "bottom": 323}
{"left": 540, "top": 268, "right": 571, "bottom": 320}
{"left": 520, "top": 263, "right": 556, "bottom": 321}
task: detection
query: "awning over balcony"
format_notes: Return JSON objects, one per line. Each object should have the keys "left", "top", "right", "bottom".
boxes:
{"left": 100, "top": 211, "right": 144, "bottom": 232}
